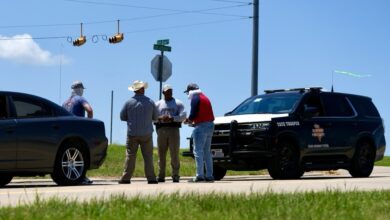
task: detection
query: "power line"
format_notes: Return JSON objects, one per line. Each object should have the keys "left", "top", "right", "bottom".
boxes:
{"left": 0, "top": 17, "right": 249, "bottom": 41}
{"left": 63, "top": 0, "right": 250, "bottom": 17}
{"left": 0, "top": 2, "right": 250, "bottom": 30}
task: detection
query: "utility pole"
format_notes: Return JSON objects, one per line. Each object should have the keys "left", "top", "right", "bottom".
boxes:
{"left": 251, "top": 0, "right": 259, "bottom": 96}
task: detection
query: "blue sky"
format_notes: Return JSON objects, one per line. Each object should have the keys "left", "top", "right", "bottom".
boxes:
{"left": 1, "top": 0, "right": 389, "bottom": 155}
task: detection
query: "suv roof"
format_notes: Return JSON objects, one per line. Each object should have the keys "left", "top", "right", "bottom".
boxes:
{"left": 264, "top": 87, "right": 323, "bottom": 94}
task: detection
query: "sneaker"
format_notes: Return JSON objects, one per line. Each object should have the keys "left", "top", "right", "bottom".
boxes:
{"left": 172, "top": 176, "right": 180, "bottom": 183}
{"left": 118, "top": 179, "right": 131, "bottom": 184}
{"left": 157, "top": 177, "right": 165, "bottom": 183}
{"left": 188, "top": 177, "right": 205, "bottom": 183}
{"left": 205, "top": 178, "right": 215, "bottom": 183}
{"left": 148, "top": 180, "right": 158, "bottom": 184}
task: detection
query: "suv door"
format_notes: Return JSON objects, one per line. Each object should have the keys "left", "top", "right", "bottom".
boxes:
{"left": 0, "top": 95, "right": 17, "bottom": 170}
{"left": 320, "top": 93, "right": 357, "bottom": 154}
{"left": 297, "top": 93, "right": 335, "bottom": 155}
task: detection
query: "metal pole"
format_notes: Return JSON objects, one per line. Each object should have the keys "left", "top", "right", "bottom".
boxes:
{"left": 158, "top": 51, "right": 164, "bottom": 100}
{"left": 251, "top": 0, "right": 259, "bottom": 96}
{"left": 110, "top": 90, "right": 113, "bottom": 145}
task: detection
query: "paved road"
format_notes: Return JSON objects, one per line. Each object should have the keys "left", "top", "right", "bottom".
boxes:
{"left": 1, "top": 166, "right": 390, "bottom": 207}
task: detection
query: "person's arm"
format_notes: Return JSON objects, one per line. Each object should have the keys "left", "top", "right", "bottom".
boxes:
{"left": 188, "top": 94, "right": 200, "bottom": 121}
{"left": 83, "top": 103, "right": 93, "bottom": 118}
{"left": 173, "top": 100, "right": 187, "bottom": 122}
{"left": 120, "top": 102, "right": 128, "bottom": 121}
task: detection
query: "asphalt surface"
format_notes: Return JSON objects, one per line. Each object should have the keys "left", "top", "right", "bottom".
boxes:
{"left": 1, "top": 166, "right": 390, "bottom": 207}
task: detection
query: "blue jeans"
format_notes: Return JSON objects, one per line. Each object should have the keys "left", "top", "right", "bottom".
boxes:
{"left": 192, "top": 121, "right": 214, "bottom": 180}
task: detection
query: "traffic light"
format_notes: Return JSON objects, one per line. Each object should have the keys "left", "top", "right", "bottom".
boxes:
{"left": 109, "top": 33, "right": 124, "bottom": 44}
{"left": 73, "top": 36, "right": 86, "bottom": 47}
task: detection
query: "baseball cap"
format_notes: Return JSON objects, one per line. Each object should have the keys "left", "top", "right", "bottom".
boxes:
{"left": 163, "top": 84, "right": 172, "bottom": 92}
{"left": 71, "top": 81, "right": 85, "bottom": 89}
{"left": 184, "top": 83, "right": 199, "bottom": 93}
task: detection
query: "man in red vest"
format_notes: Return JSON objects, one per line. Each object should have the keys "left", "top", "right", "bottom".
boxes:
{"left": 184, "top": 83, "right": 215, "bottom": 182}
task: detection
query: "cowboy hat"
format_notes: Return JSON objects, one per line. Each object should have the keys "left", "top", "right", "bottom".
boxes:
{"left": 128, "top": 80, "right": 148, "bottom": 91}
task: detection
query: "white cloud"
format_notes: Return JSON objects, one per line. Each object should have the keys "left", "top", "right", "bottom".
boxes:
{"left": 0, "top": 34, "right": 70, "bottom": 65}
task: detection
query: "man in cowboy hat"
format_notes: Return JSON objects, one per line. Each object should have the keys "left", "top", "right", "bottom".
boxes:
{"left": 62, "top": 80, "right": 93, "bottom": 184}
{"left": 155, "top": 84, "right": 186, "bottom": 183}
{"left": 119, "top": 80, "right": 159, "bottom": 184}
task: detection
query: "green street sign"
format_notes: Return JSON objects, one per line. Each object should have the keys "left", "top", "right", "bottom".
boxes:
{"left": 153, "top": 44, "right": 171, "bottom": 52}
{"left": 157, "top": 39, "right": 169, "bottom": 45}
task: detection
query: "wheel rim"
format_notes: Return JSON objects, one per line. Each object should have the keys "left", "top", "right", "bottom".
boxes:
{"left": 61, "top": 147, "right": 85, "bottom": 180}
{"left": 358, "top": 144, "right": 373, "bottom": 168}
{"left": 280, "top": 146, "right": 294, "bottom": 170}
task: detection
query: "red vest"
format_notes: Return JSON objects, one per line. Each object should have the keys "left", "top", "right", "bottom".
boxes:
{"left": 193, "top": 93, "right": 215, "bottom": 124}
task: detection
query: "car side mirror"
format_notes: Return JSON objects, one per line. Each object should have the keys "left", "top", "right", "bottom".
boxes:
{"left": 303, "top": 106, "right": 319, "bottom": 118}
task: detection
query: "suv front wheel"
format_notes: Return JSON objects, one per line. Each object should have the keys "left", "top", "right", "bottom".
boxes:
{"left": 349, "top": 141, "right": 375, "bottom": 177}
{"left": 268, "top": 140, "right": 304, "bottom": 179}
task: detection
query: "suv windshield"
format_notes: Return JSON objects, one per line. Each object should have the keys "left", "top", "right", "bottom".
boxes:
{"left": 229, "top": 92, "right": 302, "bottom": 115}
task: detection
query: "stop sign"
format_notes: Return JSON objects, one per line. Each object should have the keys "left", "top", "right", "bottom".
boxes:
{"left": 151, "top": 55, "right": 172, "bottom": 82}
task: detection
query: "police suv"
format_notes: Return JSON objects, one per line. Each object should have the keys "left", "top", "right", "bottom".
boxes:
{"left": 184, "top": 87, "right": 386, "bottom": 180}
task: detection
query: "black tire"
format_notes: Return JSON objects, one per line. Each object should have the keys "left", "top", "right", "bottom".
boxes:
{"left": 349, "top": 141, "right": 375, "bottom": 178}
{"left": 0, "top": 174, "right": 13, "bottom": 187}
{"left": 213, "top": 165, "right": 227, "bottom": 181}
{"left": 51, "top": 143, "right": 87, "bottom": 185}
{"left": 268, "top": 141, "right": 304, "bottom": 179}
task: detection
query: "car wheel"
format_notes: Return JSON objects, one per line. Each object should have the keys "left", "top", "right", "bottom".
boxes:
{"left": 51, "top": 144, "right": 87, "bottom": 185}
{"left": 349, "top": 141, "right": 375, "bottom": 178}
{"left": 213, "top": 165, "right": 227, "bottom": 181}
{"left": 0, "top": 174, "right": 13, "bottom": 187}
{"left": 268, "top": 141, "right": 304, "bottom": 179}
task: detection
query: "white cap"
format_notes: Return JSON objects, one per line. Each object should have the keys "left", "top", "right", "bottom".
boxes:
{"left": 162, "top": 84, "right": 172, "bottom": 92}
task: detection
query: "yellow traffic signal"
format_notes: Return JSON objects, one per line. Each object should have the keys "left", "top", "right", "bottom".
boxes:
{"left": 109, "top": 33, "right": 124, "bottom": 44}
{"left": 73, "top": 36, "right": 86, "bottom": 46}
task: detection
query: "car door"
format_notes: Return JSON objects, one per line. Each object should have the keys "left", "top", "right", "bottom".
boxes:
{"left": 0, "top": 95, "right": 17, "bottom": 170}
{"left": 11, "top": 95, "right": 59, "bottom": 170}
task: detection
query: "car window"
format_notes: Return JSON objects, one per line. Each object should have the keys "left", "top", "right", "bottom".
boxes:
{"left": 321, "top": 94, "right": 354, "bottom": 117}
{"left": 0, "top": 95, "right": 8, "bottom": 119}
{"left": 12, "top": 96, "right": 53, "bottom": 118}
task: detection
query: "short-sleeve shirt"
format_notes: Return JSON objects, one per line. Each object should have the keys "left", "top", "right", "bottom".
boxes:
{"left": 62, "top": 95, "right": 89, "bottom": 117}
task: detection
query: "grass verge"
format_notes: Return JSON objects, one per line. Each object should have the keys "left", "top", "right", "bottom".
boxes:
{"left": 1, "top": 190, "right": 390, "bottom": 219}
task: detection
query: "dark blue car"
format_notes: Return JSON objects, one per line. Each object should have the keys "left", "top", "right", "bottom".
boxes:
{"left": 0, "top": 91, "right": 108, "bottom": 186}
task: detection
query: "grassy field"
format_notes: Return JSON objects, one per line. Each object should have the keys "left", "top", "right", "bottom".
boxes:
{"left": 87, "top": 144, "right": 265, "bottom": 178}
{"left": 1, "top": 190, "right": 390, "bottom": 219}
{"left": 88, "top": 144, "right": 389, "bottom": 178}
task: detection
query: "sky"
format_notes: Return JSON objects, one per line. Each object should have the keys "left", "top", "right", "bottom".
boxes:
{"left": 1, "top": 0, "right": 389, "bottom": 155}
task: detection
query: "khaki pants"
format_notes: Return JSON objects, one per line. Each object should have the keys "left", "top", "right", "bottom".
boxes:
{"left": 157, "top": 127, "right": 180, "bottom": 179}
{"left": 120, "top": 135, "right": 156, "bottom": 181}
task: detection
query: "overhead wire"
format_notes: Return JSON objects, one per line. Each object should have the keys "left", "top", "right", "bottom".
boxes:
{"left": 0, "top": 1, "right": 252, "bottom": 42}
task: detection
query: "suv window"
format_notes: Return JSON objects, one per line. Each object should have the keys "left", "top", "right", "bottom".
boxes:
{"left": 321, "top": 94, "right": 354, "bottom": 117}
{"left": 348, "top": 96, "right": 380, "bottom": 117}
{"left": 0, "top": 96, "right": 8, "bottom": 119}
{"left": 12, "top": 96, "right": 53, "bottom": 118}
{"left": 230, "top": 93, "right": 302, "bottom": 115}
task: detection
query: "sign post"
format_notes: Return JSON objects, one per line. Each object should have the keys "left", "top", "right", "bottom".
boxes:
{"left": 152, "top": 39, "right": 172, "bottom": 99}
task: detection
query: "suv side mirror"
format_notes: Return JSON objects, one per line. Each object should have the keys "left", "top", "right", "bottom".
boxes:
{"left": 303, "top": 106, "right": 319, "bottom": 118}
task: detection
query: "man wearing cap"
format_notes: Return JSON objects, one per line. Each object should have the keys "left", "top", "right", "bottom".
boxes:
{"left": 62, "top": 80, "right": 93, "bottom": 184}
{"left": 119, "top": 80, "right": 159, "bottom": 184}
{"left": 184, "top": 83, "right": 215, "bottom": 182}
{"left": 155, "top": 85, "right": 186, "bottom": 183}
{"left": 63, "top": 81, "right": 93, "bottom": 118}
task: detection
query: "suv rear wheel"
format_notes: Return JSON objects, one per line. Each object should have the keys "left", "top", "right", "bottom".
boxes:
{"left": 51, "top": 142, "right": 87, "bottom": 185}
{"left": 349, "top": 141, "right": 375, "bottom": 177}
{"left": 268, "top": 140, "right": 304, "bottom": 179}
{"left": 0, "top": 174, "right": 13, "bottom": 187}
{"left": 213, "top": 165, "right": 227, "bottom": 180}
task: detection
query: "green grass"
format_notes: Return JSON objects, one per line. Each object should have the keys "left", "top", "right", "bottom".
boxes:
{"left": 87, "top": 144, "right": 266, "bottom": 178}
{"left": 375, "top": 156, "right": 390, "bottom": 166}
{"left": 1, "top": 191, "right": 390, "bottom": 219}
